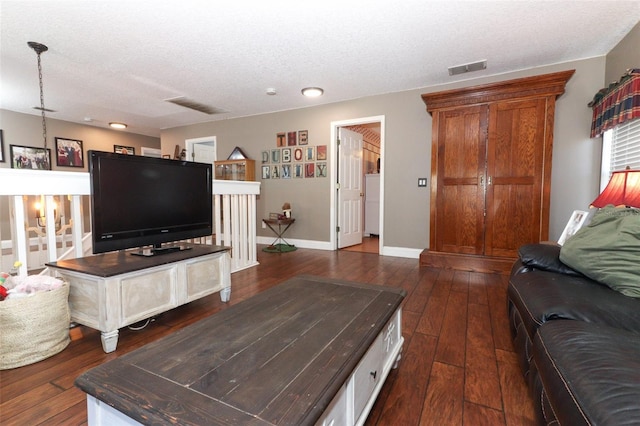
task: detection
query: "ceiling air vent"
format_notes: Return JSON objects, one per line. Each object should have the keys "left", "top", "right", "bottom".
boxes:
{"left": 448, "top": 60, "right": 487, "bottom": 76}
{"left": 164, "top": 97, "right": 228, "bottom": 115}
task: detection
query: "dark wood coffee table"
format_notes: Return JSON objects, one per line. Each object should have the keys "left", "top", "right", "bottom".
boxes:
{"left": 75, "top": 275, "right": 405, "bottom": 425}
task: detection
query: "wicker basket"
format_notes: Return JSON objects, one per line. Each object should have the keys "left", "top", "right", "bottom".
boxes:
{"left": 0, "top": 281, "right": 70, "bottom": 369}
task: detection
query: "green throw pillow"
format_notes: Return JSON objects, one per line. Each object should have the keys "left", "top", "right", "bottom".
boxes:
{"left": 559, "top": 206, "right": 640, "bottom": 298}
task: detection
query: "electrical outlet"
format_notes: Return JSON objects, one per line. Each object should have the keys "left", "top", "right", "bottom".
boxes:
{"left": 262, "top": 220, "right": 266, "bottom": 229}
{"left": 418, "top": 178, "right": 428, "bottom": 187}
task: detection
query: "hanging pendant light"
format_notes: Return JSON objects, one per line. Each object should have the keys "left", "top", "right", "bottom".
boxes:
{"left": 28, "top": 41, "right": 49, "bottom": 149}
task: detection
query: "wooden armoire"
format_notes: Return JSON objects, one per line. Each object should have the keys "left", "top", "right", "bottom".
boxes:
{"left": 420, "top": 70, "right": 574, "bottom": 273}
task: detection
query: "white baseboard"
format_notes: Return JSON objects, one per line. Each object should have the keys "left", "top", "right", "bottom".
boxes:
{"left": 256, "top": 236, "right": 422, "bottom": 259}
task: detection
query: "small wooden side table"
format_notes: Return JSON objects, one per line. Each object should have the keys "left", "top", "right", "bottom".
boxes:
{"left": 263, "top": 218, "right": 295, "bottom": 252}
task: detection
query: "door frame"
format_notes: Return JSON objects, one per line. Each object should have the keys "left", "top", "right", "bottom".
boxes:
{"left": 330, "top": 116, "right": 385, "bottom": 253}
{"left": 185, "top": 136, "right": 217, "bottom": 162}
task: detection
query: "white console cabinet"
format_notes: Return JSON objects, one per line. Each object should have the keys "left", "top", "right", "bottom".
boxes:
{"left": 47, "top": 246, "right": 230, "bottom": 353}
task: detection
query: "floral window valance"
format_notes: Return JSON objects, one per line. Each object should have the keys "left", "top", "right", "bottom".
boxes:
{"left": 589, "top": 68, "right": 640, "bottom": 138}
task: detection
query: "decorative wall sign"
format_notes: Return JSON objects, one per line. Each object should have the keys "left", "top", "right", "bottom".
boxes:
{"left": 276, "top": 132, "right": 286, "bottom": 147}
{"left": 294, "top": 148, "right": 303, "bottom": 161}
{"left": 262, "top": 151, "right": 269, "bottom": 163}
{"left": 316, "top": 162, "right": 327, "bottom": 177}
{"left": 317, "top": 145, "right": 327, "bottom": 160}
{"left": 282, "top": 148, "right": 291, "bottom": 162}
{"left": 305, "top": 146, "right": 315, "bottom": 161}
{"left": 287, "top": 131, "right": 297, "bottom": 146}
{"left": 298, "top": 130, "right": 308, "bottom": 145}
{"left": 271, "top": 149, "right": 280, "bottom": 163}
{"left": 262, "top": 165, "right": 270, "bottom": 179}
{"left": 294, "top": 164, "right": 304, "bottom": 178}
{"left": 10, "top": 145, "right": 51, "bottom": 170}
{"left": 55, "top": 137, "right": 84, "bottom": 167}
{"left": 305, "top": 163, "right": 315, "bottom": 178}
{"left": 281, "top": 164, "right": 291, "bottom": 178}
{"left": 271, "top": 165, "right": 280, "bottom": 179}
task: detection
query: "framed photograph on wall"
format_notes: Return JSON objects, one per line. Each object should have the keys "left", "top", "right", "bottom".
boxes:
{"left": 55, "top": 137, "right": 84, "bottom": 167}
{"left": 0, "top": 129, "right": 5, "bottom": 162}
{"left": 10, "top": 145, "right": 51, "bottom": 170}
{"left": 114, "top": 145, "right": 135, "bottom": 155}
{"left": 558, "top": 209, "right": 594, "bottom": 245}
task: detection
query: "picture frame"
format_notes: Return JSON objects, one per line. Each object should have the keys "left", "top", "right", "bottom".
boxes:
{"left": 262, "top": 150, "right": 270, "bottom": 163}
{"left": 271, "top": 165, "right": 280, "bottom": 179}
{"left": 10, "top": 145, "right": 51, "bottom": 170}
{"left": 282, "top": 148, "right": 291, "bottom": 163}
{"left": 293, "top": 163, "right": 304, "bottom": 178}
{"left": 0, "top": 129, "right": 4, "bottom": 162}
{"left": 55, "top": 137, "right": 84, "bottom": 167}
{"left": 141, "top": 147, "right": 162, "bottom": 158}
{"left": 558, "top": 209, "right": 594, "bottom": 245}
{"left": 294, "top": 147, "right": 303, "bottom": 162}
{"left": 305, "top": 163, "right": 315, "bottom": 178}
{"left": 317, "top": 145, "right": 327, "bottom": 160}
{"left": 114, "top": 145, "right": 135, "bottom": 155}
{"left": 298, "top": 130, "right": 308, "bottom": 145}
{"left": 316, "top": 162, "right": 327, "bottom": 177}
{"left": 269, "top": 212, "right": 280, "bottom": 220}
{"left": 287, "top": 131, "right": 297, "bottom": 146}
{"left": 271, "top": 149, "right": 280, "bottom": 163}
{"left": 281, "top": 164, "right": 291, "bottom": 179}
{"left": 261, "top": 165, "right": 270, "bottom": 179}
{"left": 305, "top": 146, "right": 316, "bottom": 161}
{"left": 276, "top": 132, "right": 286, "bottom": 147}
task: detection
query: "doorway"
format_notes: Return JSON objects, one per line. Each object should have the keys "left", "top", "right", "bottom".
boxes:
{"left": 185, "top": 136, "right": 217, "bottom": 165}
{"left": 330, "top": 116, "right": 385, "bottom": 254}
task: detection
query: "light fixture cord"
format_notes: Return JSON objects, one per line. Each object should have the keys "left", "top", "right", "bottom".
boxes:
{"left": 36, "top": 50, "right": 48, "bottom": 149}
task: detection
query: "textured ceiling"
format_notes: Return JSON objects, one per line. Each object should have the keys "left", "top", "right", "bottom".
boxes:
{"left": 1, "top": 1, "right": 639, "bottom": 137}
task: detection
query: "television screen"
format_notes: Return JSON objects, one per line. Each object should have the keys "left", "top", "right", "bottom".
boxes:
{"left": 89, "top": 150, "right": 212, "bottom": 255}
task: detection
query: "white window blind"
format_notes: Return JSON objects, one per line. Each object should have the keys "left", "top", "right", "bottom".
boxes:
{"left": 601, "top": 118, "right": 640, "bottom": 191}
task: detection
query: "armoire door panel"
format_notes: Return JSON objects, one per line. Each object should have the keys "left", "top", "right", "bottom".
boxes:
{"left": 434, "top": 106, "right": 487, "bottom": 255}
{"left": 485, "top": 98, "right": 547, "bottom": 257}
{"left": 486, "top": 184, "right": 539, "bottom": 258}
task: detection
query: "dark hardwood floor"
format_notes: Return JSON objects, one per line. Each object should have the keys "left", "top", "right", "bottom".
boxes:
{"left": 0, "top": 247, "right": 536, "bottom": 425}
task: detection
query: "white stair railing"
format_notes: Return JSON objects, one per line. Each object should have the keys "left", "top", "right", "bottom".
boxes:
{"left": 0, "top": 169, "right": 260, "bottom": 274}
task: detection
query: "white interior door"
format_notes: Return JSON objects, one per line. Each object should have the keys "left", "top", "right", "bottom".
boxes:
{"left": 338, "top": 127, "right": 364, "bottom": 248}
{"left": 185, "top": 136, "right": 217, "bottom": 165}
{"left": 193, "top": 143, "right": 217, "bottom": 165}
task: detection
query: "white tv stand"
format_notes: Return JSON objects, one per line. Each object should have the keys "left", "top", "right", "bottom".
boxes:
{"left": 47, "top": 245, "right": 231, "bottom": 353}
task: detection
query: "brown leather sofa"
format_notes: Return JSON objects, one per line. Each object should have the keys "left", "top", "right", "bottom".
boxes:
{"left": 507, "top": 243, "right": 640, "bottom": 425}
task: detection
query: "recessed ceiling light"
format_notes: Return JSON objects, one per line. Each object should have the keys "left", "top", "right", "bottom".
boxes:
{"left": 266, "top": 88, "right": 277, "bottom": 95}
{"left": 301, "top": 87, "right": 324, "bottom": 97}
{"left": 109, "top": 122, "right": 127, "bottom": 129}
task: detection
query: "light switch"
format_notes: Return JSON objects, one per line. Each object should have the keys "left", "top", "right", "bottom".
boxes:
{"left": 418, "top": 178, "right": 428, "bottom": 187}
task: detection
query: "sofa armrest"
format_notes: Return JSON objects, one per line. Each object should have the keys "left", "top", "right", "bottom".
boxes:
{"left": 518, "top": 243, "right": 582, "bottom": 276}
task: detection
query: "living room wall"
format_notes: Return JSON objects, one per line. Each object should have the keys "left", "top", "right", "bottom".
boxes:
{"left": 162, "top": 57, "right": 606, "bottom": 254}
{"left": 0, "top": 109, "right": 160, "bottom": 172}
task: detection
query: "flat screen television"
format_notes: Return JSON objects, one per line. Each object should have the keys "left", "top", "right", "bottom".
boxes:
{"left": 89, "top": 150, "right": 213, "bottom": 255}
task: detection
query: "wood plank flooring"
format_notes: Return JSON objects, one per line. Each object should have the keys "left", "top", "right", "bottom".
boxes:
{"left": 0, "top": 247, "right": 536, "bottom": 425}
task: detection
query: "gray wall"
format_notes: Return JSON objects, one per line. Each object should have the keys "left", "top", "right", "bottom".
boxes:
{"left": 0, "top": 110, "right": 160, "bottom": 172}
{"left": 605, "top": 21, "right": 640, "bottom": 84}
{"left": 162, "top": 57, "right": 607, "bottom": 251}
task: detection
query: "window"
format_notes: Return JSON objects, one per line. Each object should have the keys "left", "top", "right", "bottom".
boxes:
{"left": 600, "top": 118, "right": 640, "bottom": 191}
